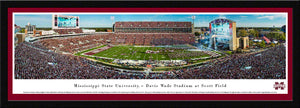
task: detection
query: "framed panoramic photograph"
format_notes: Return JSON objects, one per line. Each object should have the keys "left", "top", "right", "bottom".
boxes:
{"left": 1, "top": 1, "right": 299, "bottom": 108}
{"left": 9, "top": 7, "right": 292, "bottom": 100}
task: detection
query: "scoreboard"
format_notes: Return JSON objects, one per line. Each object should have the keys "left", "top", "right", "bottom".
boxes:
{"left": 209, "top": 18, "right": 233, "bottom": 36}
{"left": 52, "top": 14, "right": 79, "bottom": 29}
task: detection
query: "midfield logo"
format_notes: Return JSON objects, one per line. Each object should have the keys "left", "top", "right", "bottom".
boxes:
{"left": 273, "top": 82, "right": 285, "bottom": 90}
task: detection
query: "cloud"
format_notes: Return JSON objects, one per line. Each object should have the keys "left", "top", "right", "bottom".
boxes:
{"left": 254, "top": 14, "right": 266, "bottom": 16}
{"left": 218, "top": 14, "right": 227, "bottom": 19}
{"left": 14, "top": 15, "right": 52, "bottom": 27}
{"left": 15, "top": 15, "right": 50, "bottom": 23}
{"left": 257, "top": 16, "right": 274, "bottom": 20}
{"left": 142, "top": 15, "right": 160, "bottom": 21}
{"left": 237, "top": 22, "right": 285, "bottom": 27}
{"left": 274, "top": 14, "right": 286, "bottom": 18}
{"left": 240, "top": 16, "right": 248, "bottom": 18}
{"left": 256, "top": 14, "right": 286, "bottom": 20}
{"left": 195, "top": 21, "right": 208, "bottom": 27}
{"left": 81, "top": 20, "right": 112, "bottom": 27}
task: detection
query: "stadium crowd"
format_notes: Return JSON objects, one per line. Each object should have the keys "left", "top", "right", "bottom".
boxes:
{"left": 37, "top": 34, "right": 110, "bottom": 53}
{"left": 168, "top": 51, "right": 209, "bottom": 59}
{"left": 114, "top": 22, "right": 192, "bottom": 33}
{"left": 35, "top": 33, "right": 194, "bottom": 54}
{"left": 172, "top": 45, "right": 286, "bottom": 79}
{"left": 15, "top": 41, "right": 286, "bottom": 79}
{"left": 15, "top": 42, "right": 177, "bottom": 79}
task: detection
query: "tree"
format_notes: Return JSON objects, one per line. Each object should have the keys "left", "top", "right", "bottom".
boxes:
{"left": 249, "top": 41, "right": 254, "bottom": 47}
{"left": 266, "top": 32, "right": 285, "bottom": 41}
{"left": 238, "top": 29, "right": 248, "bottom": 37}
{"left": 201, "top": 31, "right": 205, "bottom": 35}
{"left": 255, "top": 30, "right": 259, "bottom": 37}
{"left": 279, "top": 33, "right": 286, "bottom": 41}
{"left": 270, "top": 43, "right": 275, "bottom": 47}
{"left": 274, "top": 33, "right": 280, "bottom": 40}
{"left": 259, "top": 40, "right": 266, "bottom": 48}
{"left": 249, "top": 29, "right": 259, "bottom": 37}
{"left": 20, "top": 28, "right": 25, "bottom": 33}
{"left": 236, "top": 48, "right": 242, "bottom": 53}
{"left": 194, "top": 32, "right": 200, "bottom": 36}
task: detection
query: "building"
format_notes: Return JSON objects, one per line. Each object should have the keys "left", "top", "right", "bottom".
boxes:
{"left": 236, "top": 37, "right": 249, "bottom": 49}
{"left": 25, "top": 22, "right": 36, "bottom": 36}
{"left": 14, "top": 24, "right": 21, "bottom": 46}
{"left": 262, "top": 36, "right": 270, "bottom": 44}
{"left": 107, "top": 29, "right": 113, "bottom": 32}
{"left": 16, "top": 33, "right": 26, "bottom": 44}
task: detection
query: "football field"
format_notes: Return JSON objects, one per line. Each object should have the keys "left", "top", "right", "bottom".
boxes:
{"left": 83, "top": 45, "right": 211, "bottom": 60}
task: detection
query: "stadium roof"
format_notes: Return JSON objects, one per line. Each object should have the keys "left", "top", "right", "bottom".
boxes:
{"left": 262, "top": 36, "right": 271, "bottom": 44}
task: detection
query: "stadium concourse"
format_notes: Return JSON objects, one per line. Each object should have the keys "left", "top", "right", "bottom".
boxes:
{"left": 15, "top": 41, "right": 286, "bottom": 79}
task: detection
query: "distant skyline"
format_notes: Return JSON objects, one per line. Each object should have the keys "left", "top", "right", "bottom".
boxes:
{"left": 14, "top": 13, "right": 287, "bottom": 28}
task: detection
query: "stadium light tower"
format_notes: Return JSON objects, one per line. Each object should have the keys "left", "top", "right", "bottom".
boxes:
{"left": 191, "top": 15, "right": 196, "bottom": 25}
{"left": 111, "top": 16, "right": 115, "bottom": 24}
{"left": 191, "top": 15, "right": 196, "bottom": 33}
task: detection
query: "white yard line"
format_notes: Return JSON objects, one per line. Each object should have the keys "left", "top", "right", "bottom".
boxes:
{"left": 110, "top": 46, "right": 129, "bottom": 59}
{"left": 129, "top": 46, "right": 137, "bottom": 60}
{"left": 156, "top": 47, "right": 158, "bottom": 61}
{"left": 143, "top": 47, "right": 147, "bottom": 60}
{"left": 106, "top": 46, "right": 122, "bottom": 59}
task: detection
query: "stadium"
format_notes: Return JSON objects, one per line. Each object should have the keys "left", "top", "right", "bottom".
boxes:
{"left": 14, "top": 14, "right": 286, "bottom": 79}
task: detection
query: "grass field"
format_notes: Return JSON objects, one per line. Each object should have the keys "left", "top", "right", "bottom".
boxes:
{"left": 74, "top": 45, "right": 223, "bottom": 71}
{"left": 91, "top": 45, "right": 210, "bottom": 60}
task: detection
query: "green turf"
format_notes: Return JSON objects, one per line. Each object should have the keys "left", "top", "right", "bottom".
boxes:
{"left": 74, "top": 45, "right": 106, "bottom": 59}
{"left": 74, "top": 45, "right": 224, "bottom": 71}
{"left": 92, "top": 45, "right": 210, "bottom": 60}
{"left": 75, "top": 45, "right": 106, "bottom": 55}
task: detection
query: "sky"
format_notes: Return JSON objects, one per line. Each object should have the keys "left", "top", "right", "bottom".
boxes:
{"left": 14, "top": 13, "right": 287, "bottom": 28}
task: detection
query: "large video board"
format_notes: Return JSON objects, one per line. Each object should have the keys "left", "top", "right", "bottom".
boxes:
{"left": 209, "top": 18, "right": 235, "bottom": 49}
{"left": 57, "top": 17, "right": 77, "bottom": 28}
{"left": 53, "top": 15, "right": 79, "bottom": 29}
{"left": 209, "top": 19, "right": 233, "bottom": 36}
